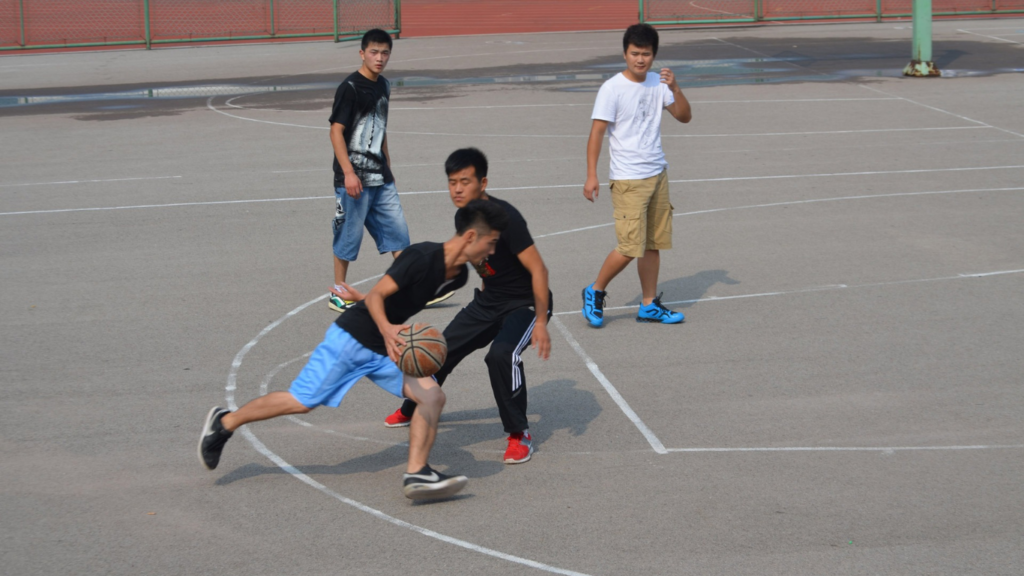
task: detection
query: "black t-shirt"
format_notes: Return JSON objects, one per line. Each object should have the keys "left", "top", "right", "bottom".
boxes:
{"left": 473, "top": 195, "right": 535, "bottom": 301}
{"left": 336, "top": 242, "right": 469, "bottom": 356}
{"left": 329, "top": 71, "right": 394, "bottom": 188}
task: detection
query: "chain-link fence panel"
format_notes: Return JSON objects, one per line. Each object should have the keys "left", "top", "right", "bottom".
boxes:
{"left": 643, "top": 0, "right": 756, "bottom": 23}
{"left": 762, "top": 0, "right": 876, "bottom": 18}
{"left": 149, "top": 0, "right": 272, "bottom": 41}
{"left": 1, "top": 0, "right": 20, "bottom": 47}
{"left": 9, "top": 0, "right": 146, "bottom": 47}
{"left": 338, "top": 0, "right": 396, "bottom": 36}
{"left": 274, "top": 0, "right": 334, "bottom": 36}
{"left": 882, "top": 0, "right": 1020, "bottom": 14}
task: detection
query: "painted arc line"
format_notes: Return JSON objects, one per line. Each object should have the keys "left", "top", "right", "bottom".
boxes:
{"left": 259, "top": 352, "right": 408, "bottom": 448}
{"left": 226, "top": 278, "right": 592, "bottom": 576}
{"left": 551, "top": 268, "right": 1024, "bottom": 317}
{"left": 0, "top": 175, "right": 181, "bottom": 188}
{"left": 666, "top": 445, "right": 1024, "bottom": 453}
{"left": 550, "top": 317, "right": 668, "bottom": 454}
{"left": 533, "top": 186, "right": 1024, "bottom": 239}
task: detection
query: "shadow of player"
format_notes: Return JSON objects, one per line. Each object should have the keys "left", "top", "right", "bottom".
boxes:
{"left": 216, "top": 378, "right": 600, "bottom": 485}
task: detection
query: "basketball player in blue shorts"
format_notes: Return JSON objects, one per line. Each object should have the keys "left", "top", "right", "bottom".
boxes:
{"left": 199, "top": 200, "right": 509, "bottom": 500}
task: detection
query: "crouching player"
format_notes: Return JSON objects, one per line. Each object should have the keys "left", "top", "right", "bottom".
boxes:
{"left": 199, "top": 200, "right": 509, "bottom": 500}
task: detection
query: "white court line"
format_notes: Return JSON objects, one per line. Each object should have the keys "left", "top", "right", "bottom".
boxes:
{"left": 7, "top": 179, "right": 1023, "bottom": 219}
{"left": 0, "top": 175, "right": 181, "bottom": 189}
{"left": 552, "top": 268, "right": 1024, "bottom": 317}
{"left": 226, "top": 279, "right": 592, "bottom": 576}
{"left": 550, "top": 317, "right": 667, "bottom": 454}
{"left": 957, "top": 29, "right": 1022, "bottom": 44}
{"left": 535, "top": 185, "right": 1024, "bottom": 239}
{"left": 209, "top": 93, "right": 983, "bottom": 138}
{"left": 858, "top": 84, "right": 1024, "bottom": 140}
{"left": 667, "top": 445, "right": 1024, "bottom": 453}
{"left": 689, "top": 0, "right": 742, "bottom": 16}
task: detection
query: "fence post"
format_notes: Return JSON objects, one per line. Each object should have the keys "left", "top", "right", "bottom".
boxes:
{"left": 755, "top": 0, "right": 763, "bottom": 22}
{"left": 877, "top": 0, "right": 882, "bottom": 22}
{"left": 144, "top": 0, "right": 151, "bottom": 49}
{"left": 334, "top": 0, "right": 339, "bottom": 42}
{"left": 638, "top": 0, "right": 644, "bottom": 23}
{"left": 269, "top": 0, "right": 276, "bottom": 37}
{"left": 394, "top": 0, "right": 402, "bottom": 39}
{"left": 18, "top": 0, "right": 26, "bottom": 47}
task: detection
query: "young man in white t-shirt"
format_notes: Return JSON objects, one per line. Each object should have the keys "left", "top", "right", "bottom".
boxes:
{"left": 581, "top": 24, "right": 692, "bottom": 328}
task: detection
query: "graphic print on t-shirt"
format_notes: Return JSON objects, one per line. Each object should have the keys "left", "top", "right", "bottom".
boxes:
{"left": 348, "top": 92, "right": 388, "bottom": 185}
{"left": 635, "top": 91, "right": 658, "bottom": 150}
{"left": 330, "top": 72, "right": 393, "bottom": 188}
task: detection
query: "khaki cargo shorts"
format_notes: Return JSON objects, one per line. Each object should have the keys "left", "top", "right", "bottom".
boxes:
{"left": 609, "top": 169, "right": 673, "bottom": 259}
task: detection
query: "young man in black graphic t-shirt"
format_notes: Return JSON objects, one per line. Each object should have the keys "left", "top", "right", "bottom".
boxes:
{"left": 199, "top": 201, "right": 508, "bottom": 500}
{"left": 383, "top": 148, "right": 553, "bottom": 465}
{"left": 327, "top": 29, "right": 414, "bottom": 313}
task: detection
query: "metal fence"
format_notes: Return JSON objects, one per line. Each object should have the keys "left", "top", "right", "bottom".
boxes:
{"left": 0, "top": 0, "right": 400, "bottom": 51}
{"left": 641, "top": 0, "right": 1024, "bottom": 25}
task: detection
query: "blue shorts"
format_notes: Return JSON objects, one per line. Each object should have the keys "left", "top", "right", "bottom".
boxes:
{"left": 333, "top": 181, "right": 411, "bottom": 262}
{"left": 288, "top": 325, "right": 405, "bottom": 409}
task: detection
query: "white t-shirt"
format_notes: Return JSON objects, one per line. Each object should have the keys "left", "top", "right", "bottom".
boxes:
{"left": 591, "top": 72, "right": 675, "bottom": 181}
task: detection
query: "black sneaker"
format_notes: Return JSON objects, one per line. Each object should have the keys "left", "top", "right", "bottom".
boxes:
{"left": 198, "top": 407, "right": 233, "bottom": 470}
{"left": 402, "top": 465, "right": 468, "bottom": 500}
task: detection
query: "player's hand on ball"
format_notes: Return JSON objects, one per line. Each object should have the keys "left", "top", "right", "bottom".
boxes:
{"left": 383, "top": 323, "right": 410, "bottom": 362}
{"left": 532, "top": 323, "right": 551, "bottom": 360}
{"left": 583, "top": 176, "right": 600, "bottom": 202}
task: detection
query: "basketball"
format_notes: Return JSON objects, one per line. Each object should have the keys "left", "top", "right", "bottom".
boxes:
{"left": 398, "top": 323, "right": 448, "bottom": 378}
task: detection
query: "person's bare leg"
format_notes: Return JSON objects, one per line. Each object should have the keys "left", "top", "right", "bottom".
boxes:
{"left": 402, "top": 375, "right": 445, "bottom": 473}
{"left": 593, "top": 250, "right": 634, "bottom": 292}
{"left": 637, "top": 249, "right": 660, "bottom": 306}
{"left": 333, "top": 256, "right": 350, "bottom": 286}
{"left": 221, "top": 391, "right": 310, "bottom": 432}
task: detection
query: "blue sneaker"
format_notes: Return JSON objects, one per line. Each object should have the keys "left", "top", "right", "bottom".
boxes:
{"left": 637, "top": 293, "right": 684, "bottom": 324}
{"left": 581, "top": 283, "right": 607, "bottom": 328}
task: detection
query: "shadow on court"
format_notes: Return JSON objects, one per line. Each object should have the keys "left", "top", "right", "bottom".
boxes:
{"left": 618, "top": 268, "right": 740, "bottom": 306}
{"left": 215, "top": 378, "right": 600, "bottom": 486}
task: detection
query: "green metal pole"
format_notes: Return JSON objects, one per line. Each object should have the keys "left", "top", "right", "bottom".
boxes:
{"left": 394, "top": 0, "right": 402, "bottom": 39}
{"left": 144, "top": 0, "right": 151, "bottom": 49}
{"left": 755, "top": 0, "right": 762, "bottom": 22}
{"left": 638, "top": 0, "right": 644, "bottom": 23}
{"left": 903, "top": 0, "right": 938, "bottom": 76}
{"left": 333, "top": 0, "right": 339, "bottom": 42}
{"left": 18, "top": 0, "right": 26, "bottom": 47}
{"left": 269, "top": 0, "right": 275, "bottom": 37}
{"left": 877, "top": 0, "right": 882, "bottom": 22}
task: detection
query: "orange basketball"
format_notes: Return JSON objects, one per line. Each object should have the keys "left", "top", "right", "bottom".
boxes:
{"left": 397, "top": 323, "right": 448, "bottom": 378}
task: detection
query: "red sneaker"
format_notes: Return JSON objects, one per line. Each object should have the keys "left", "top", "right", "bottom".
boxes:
{"left": 503, "top": 431, "right": 533, "bottom": 464}
{"left": 384, "top": 408, "right": 411, "bottom": 428}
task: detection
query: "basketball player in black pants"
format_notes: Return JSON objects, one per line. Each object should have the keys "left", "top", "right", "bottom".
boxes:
{"left": 384, "top": 148, "right": 552, "bottom": 464}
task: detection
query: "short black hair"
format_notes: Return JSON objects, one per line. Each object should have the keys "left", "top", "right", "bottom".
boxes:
{"left": 362, "top": 29, "right": 393, "bottom": 51}
{"left": 455, "top": 199, "right": 508, "bottom": 235}
{"left": 623, "top": 23, "right": 659, "bottom": 56}
{"left": 445, "top": 147, "right": 488, "bottom": 180}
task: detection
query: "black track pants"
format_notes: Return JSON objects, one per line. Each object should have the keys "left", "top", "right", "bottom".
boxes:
{"left": 400, "top": 291, "right": 552, "bottom": 433}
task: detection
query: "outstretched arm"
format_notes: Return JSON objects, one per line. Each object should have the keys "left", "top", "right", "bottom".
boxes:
{"left": 583, "top": 119, "right": 609, "bottom": 202}
{"left": 660, "top": 68, "right": 692, "bottom": 123}
{"left": 516, "top": 245, "right": 551, "bottom": 360}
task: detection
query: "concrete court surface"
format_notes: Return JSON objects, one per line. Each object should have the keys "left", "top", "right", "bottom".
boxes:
{"left": 2, "top": 19, "right": 1023, "bottom": 576}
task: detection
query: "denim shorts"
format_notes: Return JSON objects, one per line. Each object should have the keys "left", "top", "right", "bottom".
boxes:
{"left": 333, "top": 181, "right": 411, "bottom": 262}
{"left": 288, "top": 325, "right": 405, "bottom": 409}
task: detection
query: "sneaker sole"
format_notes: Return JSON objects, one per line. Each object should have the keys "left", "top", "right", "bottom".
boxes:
{"left": 384, "top": 420, "right": 411, "bottom": 428}
{"left": 198, "top": 407, "right": 222, "bottom": 470}
{"left": 636, "top": 316, "right": 685, "bottom": 324}
{"left": 503, "top": 444, "right": 534, "bottom": 464}
{"left": 403, "top": 476, "right": 469, "bottom": 500}
{"left": 426, "top": 291, "right": 455, "bottom": 307}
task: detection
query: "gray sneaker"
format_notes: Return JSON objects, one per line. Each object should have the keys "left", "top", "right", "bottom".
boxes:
{"left": 198, "top": 407, "right": 233, "bottom": 470}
